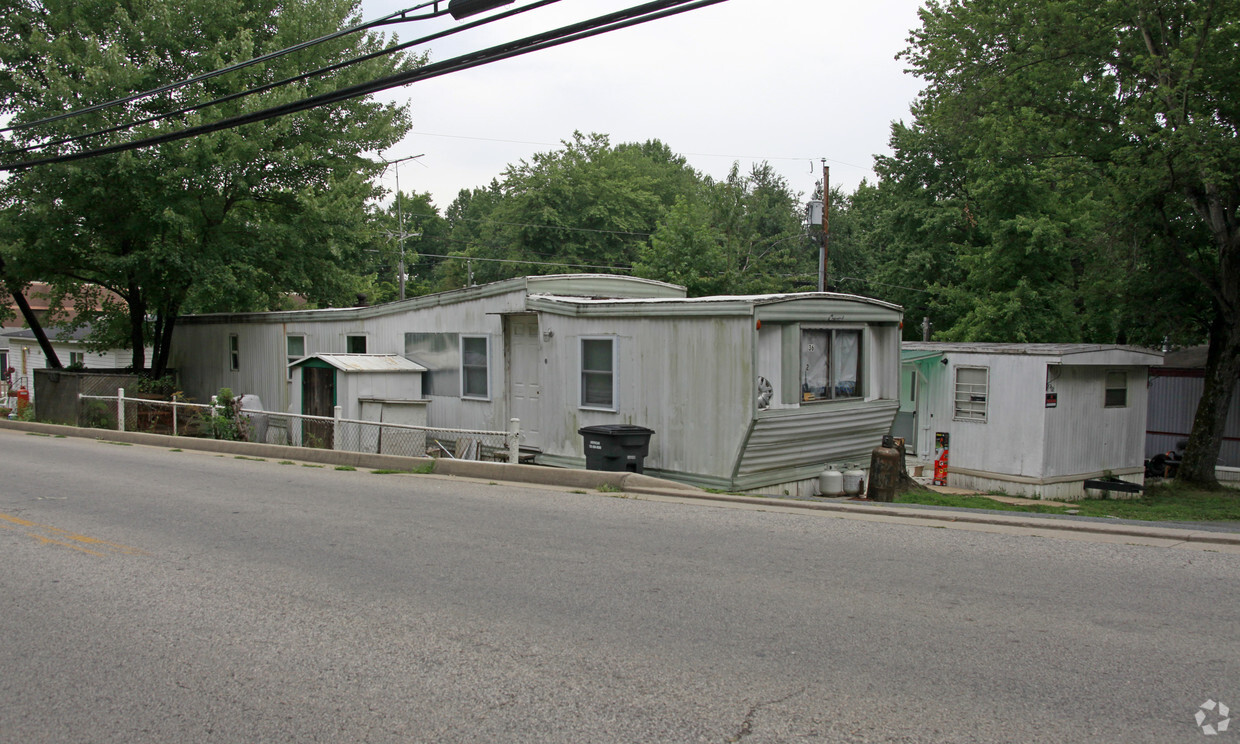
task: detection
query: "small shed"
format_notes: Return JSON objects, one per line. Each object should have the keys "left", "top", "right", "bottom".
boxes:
{"left": 899, "top": 343, "right": 1163, "bottom": 500}
{"left": 287, "top": 353, "right": 428, "bottom": 452}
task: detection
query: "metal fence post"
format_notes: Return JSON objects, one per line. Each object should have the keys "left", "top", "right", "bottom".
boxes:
{"left": 172, "top": 401, "right": 178, "bottom": 436}
{"left": 508, "top": 418, "right": 520, "bottom": 464}
{"left": 117, "top": 387, "right": 125, "bottom": 432}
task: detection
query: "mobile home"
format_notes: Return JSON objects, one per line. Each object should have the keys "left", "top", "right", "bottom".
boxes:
{"left": 899, "top": 343, "right": 1163, "bottom": 500}
{"left": 171, "top": 275, "right": 904, "bottom": 494}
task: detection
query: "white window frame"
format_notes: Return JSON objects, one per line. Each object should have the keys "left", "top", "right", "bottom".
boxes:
{"left": 953, "top": 366, "right": 989, "bottom": 422}
{"left": 580, "top": 336, "right": 618, "bottom": 411}
{"left": 1104, "top": 370, "right": 1128, "bottom": 408}
{"left": 69, "top": 351, "right": 85, "bottom": 367}
{"left": 228, "top": 334, "right": 240, "bottom": 371}
{"left": 799, "top": 326, "right": 864, "bottom": 403}
{"left": 286, "top": 335, "right": 306, "bottom": 380}
{"left": 460, "top": 334, "right": 491, "bottom": 400}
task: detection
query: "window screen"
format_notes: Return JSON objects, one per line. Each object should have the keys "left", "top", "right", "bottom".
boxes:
{"left": 1104, "top": 370, "right": 1128, "bottom": 408}
{"left": 581, "top": 338, "right": 615, "bottom": 409}
{"left": 461, "top": 336, "right": 489, "bottom": 399}
{"left": 954, "top": 366, "right": 988, "bottom": 421}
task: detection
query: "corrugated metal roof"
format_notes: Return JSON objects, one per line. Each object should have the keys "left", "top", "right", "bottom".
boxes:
{"left": 289, "top": 353, "right": 427, "bottom": 373}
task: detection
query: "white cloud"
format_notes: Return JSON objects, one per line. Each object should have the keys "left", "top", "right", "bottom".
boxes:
{"left": 362, "top": 0, "right": 926, "bottom": 208}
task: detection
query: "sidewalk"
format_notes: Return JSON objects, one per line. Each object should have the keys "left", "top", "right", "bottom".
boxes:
{"left": 4, "top": 419, "right": 1238, "bottom": 550}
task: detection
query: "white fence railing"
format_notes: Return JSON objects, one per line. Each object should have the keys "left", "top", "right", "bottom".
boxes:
{"left": 78, "top": 389, "right": 520, "bottom": 463}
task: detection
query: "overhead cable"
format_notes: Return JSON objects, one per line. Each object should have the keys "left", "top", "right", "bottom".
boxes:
{"left": 0, "top": 0, "right": 731, "bottom": 172}
{"left": 0, "top": 0, "right": 447, "bottom": 135}
{"left": 3, "top": 0, "right": 563, "bottom": 157}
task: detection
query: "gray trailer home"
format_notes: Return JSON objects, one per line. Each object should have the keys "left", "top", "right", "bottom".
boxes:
{"left": 170, "top": 274, "right": 903, "bottom": 494}
{"left": 898, "top": 343, "right": 1163, "bottom": 500}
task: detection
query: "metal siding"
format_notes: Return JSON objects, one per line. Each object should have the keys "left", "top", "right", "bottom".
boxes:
{"left": 1043, "top": 365, "right": 1148, "bottom": 477}
{"left": 735, "top": 401, "right": 900, "bottom": 479}
{"left": 933, "top": 354, "right": 1048, "bottom": 478}
{"left": 1145, "top": 373, "right": 1240, "bottom": 466}
{"left": 537, "top": 313, "right": 753, "bottom": 480}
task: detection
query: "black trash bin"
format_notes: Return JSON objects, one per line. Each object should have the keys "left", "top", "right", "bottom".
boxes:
{"left": 578, "top": 424, "right": 655, "bottom": 473}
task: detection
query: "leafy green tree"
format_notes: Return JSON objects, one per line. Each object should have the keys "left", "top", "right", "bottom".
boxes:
{"left": 0, "top": 0, "right": 418, "bottom": 377}
{"left": 890, "top": 0, "right": 1239, "bottom": 484}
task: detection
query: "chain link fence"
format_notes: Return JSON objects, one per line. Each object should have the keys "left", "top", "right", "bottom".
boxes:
{"left": 77, "top": 390, "right": 519, "bottom": 463}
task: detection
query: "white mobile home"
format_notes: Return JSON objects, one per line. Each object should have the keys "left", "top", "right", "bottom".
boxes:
{"left": 898, "top": 343, "right": 1163, "bottom": 500}
{"left": 171, "top": 275, "right": 904, "bottom": 494}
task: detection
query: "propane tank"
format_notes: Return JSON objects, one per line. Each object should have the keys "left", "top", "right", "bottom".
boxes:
{"left": 867, "top": 434, "right": 902, "bottom": 502}
{"left": 842, "top": 467, "right": 865, "bottom": 496}
{"left": 819, "top": 468, "right": 844, "bottom": 497}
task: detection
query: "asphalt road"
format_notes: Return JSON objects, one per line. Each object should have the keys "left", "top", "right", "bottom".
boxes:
{"left": 1, "top": 430, "right": 1237, "bottom": 743}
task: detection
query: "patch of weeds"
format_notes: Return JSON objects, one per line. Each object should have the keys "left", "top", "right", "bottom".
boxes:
{"left": 570, "top": 489, "right": 587, "bottom": 494}
{"left": 235, "top": 456, "right": 265, "bottom": 462}
{"left": 597, "top": 483, "right": 623, "bottom": 493}
{"left": 169, "top": 448, "right": 183, "bottom": 452}
{"left": 278, "top": 460, "right": 295, "bottom": 465}
{"left": 302, "top": 464, "right": 325, "bottom": 468}
{"left": 371, "top": 469, "right": 408, "bottom": 475}
{"left": 488, "top": 481, "right": 498, "bottom": 486}
{"left": 101, "top": 440, "right": 133, "bottom": 446}
{"left": 335, "top": 465, "right": 357, "bottom": 472}
{"left": 412, "top": 462, "right": 434, "bottom": 474}
{"left": 26, "top": 432, "right": 50, "bottom": 437}
{"left": 55, "top": 435, "right": 66, "bottom": 439}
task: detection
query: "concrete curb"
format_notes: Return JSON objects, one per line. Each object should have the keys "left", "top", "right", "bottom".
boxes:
{"left": 4, "top": 419, "right": 1236, "bottom": 547}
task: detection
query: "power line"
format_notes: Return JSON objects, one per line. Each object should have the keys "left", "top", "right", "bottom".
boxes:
{"left": 3, "top": 0, "right": 564, "bottom": 157}
{"left": 0, "top": 0, "right": 731, "bottom": 172}
{"left": 0, "top": 0, "right": 445, "bottom": 136}
{"left": 417, "top": 252, "right": 634, "bottom": 272}
{"left": 397, "top": 210, "right": 654, "bottom": 238}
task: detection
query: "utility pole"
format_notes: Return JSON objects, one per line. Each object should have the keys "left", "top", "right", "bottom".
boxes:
{"left": 819, "top": 160, "right": 830, "bottom": 292}
{"left": 382, "top": 154, "right": 423, "bottom": 300}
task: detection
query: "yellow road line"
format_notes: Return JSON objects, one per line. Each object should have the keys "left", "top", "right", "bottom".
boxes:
{"left": 0, "top": 512, "right": 147, "bottom": 556}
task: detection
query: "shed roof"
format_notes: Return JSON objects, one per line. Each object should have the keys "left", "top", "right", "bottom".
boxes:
{"left": 901, "top": 342, "right": 1162, "bottom": 366}
{"left": 289, "top": 353, "right": 427, "bottom": 373}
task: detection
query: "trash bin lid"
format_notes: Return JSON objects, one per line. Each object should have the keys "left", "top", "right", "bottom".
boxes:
{"left": 578, "top": 424, "right": 654, "bottom": 436}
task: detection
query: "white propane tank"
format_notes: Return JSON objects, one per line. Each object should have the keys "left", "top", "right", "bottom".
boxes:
{"left": 842, "top": 467, "right": 866, "bottom": 496}
{"left": 819, "top": 469, "right": 845, "bottom": 497}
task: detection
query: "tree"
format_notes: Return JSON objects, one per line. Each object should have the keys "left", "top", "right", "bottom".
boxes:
{"left": 0, "top": 0, "right": 418, "bottom": 377}
{"left": 897, "top": 0, "right": 1240, "bottom": 485}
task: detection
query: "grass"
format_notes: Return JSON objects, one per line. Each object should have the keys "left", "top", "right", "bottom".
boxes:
{"left": 596, "top": 483, "right": 623, "bottom": 493}
{"left": 278, "top": 460, "right": 295, "bottom": 465}
{"left": 371, "top": 463, "right": 435, "bottom": 475}
{"left": 334, "top": 465, "right": 356, "bottom": 472}
{"left": 235, "top": 455, "right": 265, "bottom": 462}
{"left": 895, "top": 481, "right": 1240, "bottom": 523}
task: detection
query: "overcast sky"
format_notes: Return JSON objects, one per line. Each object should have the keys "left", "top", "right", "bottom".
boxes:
{"left": 359, "top": 0, "right": 928, "bottom": 211}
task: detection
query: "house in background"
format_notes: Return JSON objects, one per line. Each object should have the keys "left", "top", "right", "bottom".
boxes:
{"left": 898, "top": 343, "right": 1163, "bottom": 500}
{"left": 171, "top": 274, "right": 905, "bottom": 495}
{"left": 2, "top": 325, "right": 147, "bottom": 407}
{"left": 1146, "top": 346, "right": 1240, "bottom": 483}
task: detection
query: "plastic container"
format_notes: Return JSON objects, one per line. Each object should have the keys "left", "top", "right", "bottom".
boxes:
{"left": 578, "top": 424, "right": 655, "bottom": 473}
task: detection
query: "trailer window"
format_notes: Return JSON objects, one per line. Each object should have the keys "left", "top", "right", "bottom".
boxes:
{"left": 581, "top": 337, "right": 616, "bottom": 410}
{"left": 954, "top": 366, "right": 988, "bottom": 422}
{"left": 1104, "top": 370, "right": 1127, "bottom": 408}
{"left": 460, "top": 335, "right": 490, "bottom": 400}
{"left": 800, "top": 328, "right": 862, "bottom": 402}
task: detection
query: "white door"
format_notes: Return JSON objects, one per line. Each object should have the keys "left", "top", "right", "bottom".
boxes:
{"left": 506, "top": 315, "right": 542, "bottom": 450}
